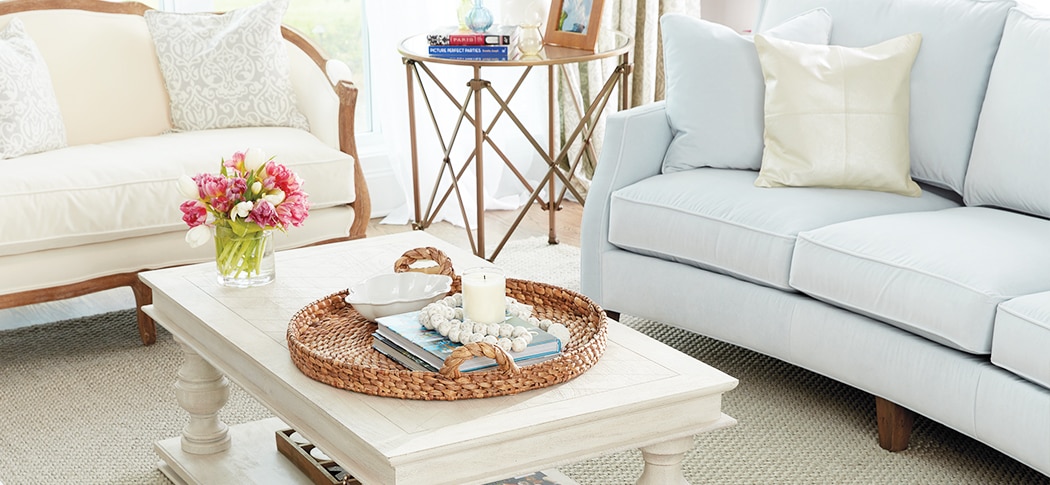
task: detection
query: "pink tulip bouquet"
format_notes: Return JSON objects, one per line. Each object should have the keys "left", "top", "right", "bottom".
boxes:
{"left": 177, "top": 149, "right": 310, "bottom": 285}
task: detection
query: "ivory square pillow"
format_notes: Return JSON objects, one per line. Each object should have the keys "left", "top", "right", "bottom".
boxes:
{"left": 660, "top": 8, "right": 832, "bottom": 173}
{"left": 144, "top": 0, "right": 309, "bottom": 132}
{"left": 753, "top": 33, "right": 923, "bottom": 197}
{"left": 0, "top": 18, "right": 67, "bottom": 159}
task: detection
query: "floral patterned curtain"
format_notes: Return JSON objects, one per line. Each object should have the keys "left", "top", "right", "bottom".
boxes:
{"left": 555, "top": 0, "right": 702, "bottom": 193}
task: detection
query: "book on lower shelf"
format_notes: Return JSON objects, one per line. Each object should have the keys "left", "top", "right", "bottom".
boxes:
{"left": 374, "top": 311, "right": 562, "bottom": 373}
{"left": 427, "top": 25, "right": 518, "bottom": 46}
{"left": 427, "top": 44, "right": 515, "bottom": 61}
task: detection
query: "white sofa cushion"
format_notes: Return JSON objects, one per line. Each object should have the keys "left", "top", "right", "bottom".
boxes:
{"left": 144, "top": 0, "right": 309, "bottom": 132}
{"left": 0, "top": 18, "right": 66, "bottom": 159}
{"left": 756, "top": 0, "right": 1015, "bottom": 194}
{"left": 607, "top": 168, "right": 959, "bottom": 290}
{"left": 0, "top": 206, "right": 354, "bottom": 296}
{"left": 753, "top": 32, "right": 923, "bottom": 197}
{"left": 993, "top": 292, "right": 1050, "bottom": 389}
{"left": 791, "top": 207, "right": 1050, "bottom": 354}
{"left": 660, "top": 9, "right": 831, "bottom": 173}
{"left": 964, "top": 9, "right": 1050, "bottom": 219}
{"left": 0, "top": 10, "right": 172, "bottom": 146}
{"left": 0, "top": 127, "right": 355, "bottom": 257}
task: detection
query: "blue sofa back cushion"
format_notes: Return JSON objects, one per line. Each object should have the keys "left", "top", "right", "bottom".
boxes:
{"left": 660, "top": 9, "right": 831, "bottom": 173}
{"left": 964, "top": 8, "right": 1050, "bottom": 220}
{"left": 756, "top": 0, "right": 1015, "bottom": 195}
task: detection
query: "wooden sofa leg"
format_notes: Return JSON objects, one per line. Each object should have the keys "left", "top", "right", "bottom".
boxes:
{"left": 605, "top": 310, "right": 621, "bottom": 322}
{"left": 876, "top": 396, "right": 914, "bottom": 452}
{"left": 130, "top": 278, "right": 156, "bottom": 346}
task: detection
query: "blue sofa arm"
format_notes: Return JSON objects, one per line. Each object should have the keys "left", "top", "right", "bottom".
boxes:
{"left": 581, "top": 101, "right": 673, "bottom": 304}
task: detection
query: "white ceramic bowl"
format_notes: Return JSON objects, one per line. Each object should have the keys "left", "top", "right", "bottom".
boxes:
{"left": 345, "top": 272, "right": 453, "bottom": 321}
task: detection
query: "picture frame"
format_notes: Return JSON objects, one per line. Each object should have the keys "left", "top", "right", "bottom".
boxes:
{"left": 544, "top": 0, "right": 605, "bottom": 51}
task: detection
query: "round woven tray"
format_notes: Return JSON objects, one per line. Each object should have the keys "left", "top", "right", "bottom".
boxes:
{"left": 286, "top": 247, "right": 608, "bottom": 400}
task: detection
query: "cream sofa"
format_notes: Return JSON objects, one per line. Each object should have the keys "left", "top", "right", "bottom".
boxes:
{"left": 583, "top": 0, "right": 1050, "bottom": 477}
{"left": 0, "top": 0, "right": 370, "bottom": 345}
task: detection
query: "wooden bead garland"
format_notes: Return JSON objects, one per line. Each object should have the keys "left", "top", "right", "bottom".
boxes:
{"left": 418, "top": 294, "right": 564, "bottom": 352}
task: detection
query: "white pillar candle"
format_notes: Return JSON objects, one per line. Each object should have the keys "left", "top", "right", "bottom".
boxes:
{"left": 461, "top": 267, "right": 506, "bottom": 324}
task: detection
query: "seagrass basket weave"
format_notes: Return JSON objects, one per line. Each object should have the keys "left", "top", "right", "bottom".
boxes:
{"left": 286, "top": 247, "right": 608, "bottom": 400}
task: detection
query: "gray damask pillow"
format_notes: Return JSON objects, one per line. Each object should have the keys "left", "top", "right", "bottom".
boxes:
{"left": 144, "top": 0, "right": 309, "bottom": 132}
{"left": 0, "top": 18, "right": 67, "bottom": 159}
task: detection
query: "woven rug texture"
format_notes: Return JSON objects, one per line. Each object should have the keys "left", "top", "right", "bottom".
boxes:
{"left": 0, "top": 237, "right": 1047, "bottom": 484}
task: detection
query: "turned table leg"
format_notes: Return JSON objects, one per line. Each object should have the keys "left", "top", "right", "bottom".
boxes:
{"left": 637, "top": 436, "right": 693, "bottom": 485}
{"left": 174, "top": 337, "right": 231, "bottom": 455}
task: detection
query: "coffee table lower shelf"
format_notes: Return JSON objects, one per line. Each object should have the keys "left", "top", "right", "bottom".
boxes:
{"left": 155, "top": 417, "right": 581, "bottom": 485}
{"left": 156, "top": 418, "right": 312, "bottom": 485}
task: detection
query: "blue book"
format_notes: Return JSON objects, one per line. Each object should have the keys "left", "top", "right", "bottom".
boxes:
{"left": 375, "top": 311, "right": 562, "bottom": 373}
{"left": 427, "top": 45, "right": 512, "bottom": 60}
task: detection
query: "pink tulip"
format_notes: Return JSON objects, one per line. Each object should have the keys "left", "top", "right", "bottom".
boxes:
{"left": 248, "top": 199, "right": 280, "bottom": 228}
{"left": 179, "top": 200, "right": 207, "bottom": 227}
{"left": 228, "top": 177, "right": 248, "bottom": 201}
{"left": 224, "top": 151, "right": 246, "bottom": 173}
{"left": 276, "top": 192, "right": 310, "bottom": 227}
{"left": 195, "top": 173, "right": 229, "bottom": 200}
{"left": 265, "top": 161, "right": 301, "bottom": 194}
{"left": 211, "top": 195, "right": 232, "bottom": 214}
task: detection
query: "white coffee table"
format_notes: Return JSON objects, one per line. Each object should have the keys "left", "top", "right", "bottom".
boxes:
{"left": 140, "top": 231, "right": 737, "bottom": 485}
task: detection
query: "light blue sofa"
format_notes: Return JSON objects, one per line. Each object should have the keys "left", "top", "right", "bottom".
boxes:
{"left": 581, "top": 0, "right": 1050, "bottom": 476}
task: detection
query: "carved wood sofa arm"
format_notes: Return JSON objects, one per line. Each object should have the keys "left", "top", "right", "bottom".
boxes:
{"left": 280, "top": 25, "right": 371, "bottom": 240}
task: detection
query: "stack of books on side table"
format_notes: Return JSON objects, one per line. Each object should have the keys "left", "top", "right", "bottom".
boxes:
{"left": 427, "top": 24, "right": 519, "bottom": 61}
{"left": 374, "top": 311, "right": 562, "bottom": 373}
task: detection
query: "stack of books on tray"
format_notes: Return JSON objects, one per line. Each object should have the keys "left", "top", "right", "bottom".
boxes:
{"left": 373, "top": 311, "right": 562, "bottom": 373}
{"left": 426, "top": 24, "right": 519, "bottom": 61}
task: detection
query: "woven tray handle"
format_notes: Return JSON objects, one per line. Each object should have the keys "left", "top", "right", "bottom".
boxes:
{"left": 393, "top": 247, "right": 455, "bottom": 277}
{"left": 439, "top": 342, "right": 522, "bottom": 378}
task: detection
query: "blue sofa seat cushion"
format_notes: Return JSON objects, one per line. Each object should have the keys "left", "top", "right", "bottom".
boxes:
{"left": 791, "top": 207, "right": 1050, "bottom": 354}
{"left": 607, "top": 168, "right": 959, "bottom": 291}
{"left": 993, "top": 292, "right": 1050, "bottom": 390}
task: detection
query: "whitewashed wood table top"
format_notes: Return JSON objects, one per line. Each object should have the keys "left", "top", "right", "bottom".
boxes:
{"left": 141, "top": 231, "right": 739, "bottom": 484}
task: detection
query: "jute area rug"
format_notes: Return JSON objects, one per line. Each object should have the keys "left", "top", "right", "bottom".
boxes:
{"left": 0, "top": 237, "right": 1047, "bottom": 484}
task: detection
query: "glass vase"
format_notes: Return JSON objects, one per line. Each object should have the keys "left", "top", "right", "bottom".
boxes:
{"left": 466, "top": 0, "right": 494, "bottom": 33}
{"left": 457, "top": 0, "right": 472, "bottom": 30}
{"left": 518, "top": 23, "right": 543, "bottom": 56}
{"left": 214, "top": 223, "right": 275, "bottom": 288}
